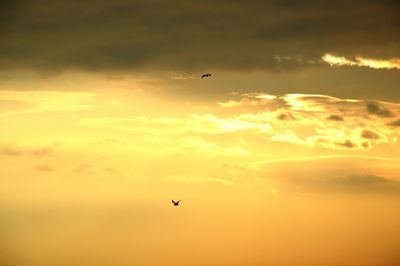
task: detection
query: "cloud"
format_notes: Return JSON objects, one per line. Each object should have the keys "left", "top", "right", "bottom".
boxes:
{"left": 1, "top": 1, "right": 399, "bottom": 72}
{"left": 168, "top": 174, "right": 236, "bottom": 186}
{"left": 0, "top": 90, "right": 96, "bottom": 116}
{"left": 297, "top": 174, "right": 400, "bottom": 194}
{"left": 271, "top": 130, "right": 303, "bottom": 144}
{"left": 0, "top": 145, "right": 22, "bottom": 156}
{"left": 31, "top": 147, "right": 54, "bottom": 157}
{"left": 387, "top": 119, "right": 400, "bottom": 127}
{"left": 331, "top": 175, "right": 400, "bottom": 193}
{"left": 77, "top": 91, "right": 400, "bottom": 152}
{"left": 322, "top": 54, "right": 400, "bottom": 70}
{"left": 240, "top": 155, "right": 400, "bottom": 194}
{"left": 217, "top": 93, "right": 286, "bottom": 113}
{"left": 361, "top": 141, "right": 370, "bottom": 149}
{"left": 0, "top": 143, "right": 54, "bottom": 157}
{"left": 335, "top": 139, "right": 357, "bottom": 149}
{"left": 277, "top": 112, "right": 296, "bottom": 121}
{"left": 326, "top": 114, "right": 344, "bottom": 121}
{"left": 36, "top": 164, "right": 54, "bottom": 172}
{"left": 361, "top": 129, "right": 380, "bottom": 140}
{"left": 82, "top": 113, "right": 272, "bottom": 136}
{"left": 281, "top": 93, "right": 362, "bottom": 112}
{"left": 177, "top": 136, "right": 249, "bottom": 155}
{"left": 225, "top": 92, "right": 399, "bottom": 150}
{"left": 366, "top": 103, "right": 394, "bottom": 118}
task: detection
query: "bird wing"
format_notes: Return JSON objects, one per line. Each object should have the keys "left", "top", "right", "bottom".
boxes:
{"left": 172, "top": 200, "right": 176, "bottom": 204}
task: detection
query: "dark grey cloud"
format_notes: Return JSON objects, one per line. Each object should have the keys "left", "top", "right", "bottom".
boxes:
{"left": 326, "top": 114, "right": 344, "bottom": 121}
{"left": 0, "top": 0, "right": 399, "bottom": 72}
{"left": 361, "top": 129, "right": 380, "bottom": 140}
{"left": 366, "top": 103, "right": 394, "bottom": 118}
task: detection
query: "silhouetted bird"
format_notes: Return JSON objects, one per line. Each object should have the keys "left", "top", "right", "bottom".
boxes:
{"left": 172, "top": 200, "right": 180, "bottom": 206}
{"left": 201, "top": 73, "right": 212, "bottom": 78}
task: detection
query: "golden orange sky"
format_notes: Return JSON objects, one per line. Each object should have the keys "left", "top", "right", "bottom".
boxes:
{"left": 1, "top": 1, "right": 400, "bottom": 266}
{"left": 1, "top": 73, "right": 400, "bottom": 265}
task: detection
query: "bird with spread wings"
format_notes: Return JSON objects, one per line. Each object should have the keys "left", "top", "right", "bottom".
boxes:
{"left": 172, "top": 200, "right": 181, "bottom": 206}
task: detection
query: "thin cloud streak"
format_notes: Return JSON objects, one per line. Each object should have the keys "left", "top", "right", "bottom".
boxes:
{"left": 322, "top": 54, "right": 400, "bottom": 70}
{"left": 242, "top": 154, "right": 400, "bottom": 168}
{"left": 259, "top": 154, "right": 400, "bottom": 162}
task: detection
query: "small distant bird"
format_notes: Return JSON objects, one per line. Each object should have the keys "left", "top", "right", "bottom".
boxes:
{"left": 172, "top": 200, "right": 180, "bottom": 206}
{"left": 201, "top": 73, "right": 212, "bottom": 78}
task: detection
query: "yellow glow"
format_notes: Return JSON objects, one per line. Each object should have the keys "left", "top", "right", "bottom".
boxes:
{"left": 1, "top": 85, "right": 400, "bottom": 266}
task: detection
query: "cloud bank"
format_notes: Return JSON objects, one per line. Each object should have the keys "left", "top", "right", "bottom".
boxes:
{"left": 1, "top": 0, "right": 399, "bottom": 72}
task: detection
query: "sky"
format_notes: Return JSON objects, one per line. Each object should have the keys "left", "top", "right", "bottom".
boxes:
{"left": 0, "top": 1, "right": 400, "bottom": 266}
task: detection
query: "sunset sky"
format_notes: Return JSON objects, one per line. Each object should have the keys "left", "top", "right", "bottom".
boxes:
{"left": 1, "top": 1, "right": 400, "bottom": 266}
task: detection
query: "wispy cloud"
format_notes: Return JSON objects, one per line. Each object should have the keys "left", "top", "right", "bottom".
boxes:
{"left": 294, "top": 174, "right": 400, "bottom": 194}
{"left": 0, "top": 144, "right": 22, "bottom": 156}
{"left": 169, "top": 73, "right": 195, "bottom": 80}
{"left": 326, "top": 114, "right": 344, "bottom": 121}
{"left": 322, "top": 54, "right": 400, "bottom": 70}
{"left": 167, "top": 174, "right": 236, "bottom": 186}
{"left": 0, "top": 91, "right": 96, "bottom": 117}
{"left": 0, "top": 143, "right": 54, "bottom": 157}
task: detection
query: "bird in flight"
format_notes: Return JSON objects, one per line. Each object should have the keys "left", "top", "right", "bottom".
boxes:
{"left": 201, "top": 73, "right": 212, "bottom": 78}
{"left": 172, "top": 200, "right": 181, "bottom": 206}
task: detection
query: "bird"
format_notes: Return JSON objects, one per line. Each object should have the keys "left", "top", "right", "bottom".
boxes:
{"left": 201, "top": 73, "right": 212, "bottom": 78}
{"left": 172, "top": 200, "right": 181, "bottom": 206}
